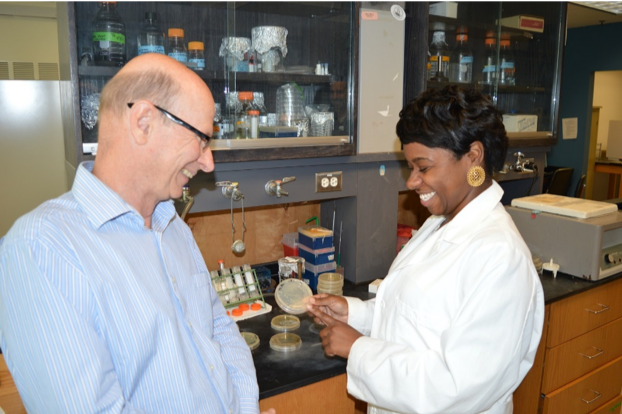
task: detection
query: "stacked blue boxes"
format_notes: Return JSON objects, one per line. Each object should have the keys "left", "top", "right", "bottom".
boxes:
{"left": 298, "top": 226, "right": 336, "bottom": 291}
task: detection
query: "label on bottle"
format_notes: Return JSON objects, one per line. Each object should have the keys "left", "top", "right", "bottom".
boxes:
{"left": 189, "top": 58, "right": 205, "bottom": 69}
{"left": 500, "top": 61, "right": 515, "bottom": 69}
{"left": 138, "top": 45, "right": 165, "bottom": 55}
{"left": 483, "top": 65, "right": 496, "bottom": 73}
{"left": 168, "top": 52, "right": 188, "bottom": 62}
{"left": 460, "top": 56, "right": 473, "bottom": 64}
{"left": 93, "top": 31, "right": 126, "bottom": 44}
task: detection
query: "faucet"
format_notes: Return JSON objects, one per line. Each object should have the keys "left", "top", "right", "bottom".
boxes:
{"left": 265, "top": 176, "right": 296, "bottom": 198}
{"left": 180, "top": 186, "right": 194, "bottom": 221}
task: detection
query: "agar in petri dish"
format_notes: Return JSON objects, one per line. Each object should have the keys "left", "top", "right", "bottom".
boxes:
{"left": 269, "top": 332, "right": 302, "bottom": 352}
{"left": 274, "top": 278, "right": 313, "bottom": 315}
{"left": 271, "top": 314, "right": 301, "bottom": 332}
{"left": 241, "top": 331, "right": 260, "bottom": 351}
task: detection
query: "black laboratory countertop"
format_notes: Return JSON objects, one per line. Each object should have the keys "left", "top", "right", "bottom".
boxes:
{"left": 240, "top": 271, "right": 622, "bottom": 400}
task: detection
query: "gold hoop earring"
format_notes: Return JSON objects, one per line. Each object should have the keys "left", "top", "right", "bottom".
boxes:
{"left": 467, "top": 166, "right": 485, "bottom": 187}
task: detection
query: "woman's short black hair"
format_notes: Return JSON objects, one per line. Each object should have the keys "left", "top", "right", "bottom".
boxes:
{"left": 396, "top": 85, "right": 508, "bottom": 176}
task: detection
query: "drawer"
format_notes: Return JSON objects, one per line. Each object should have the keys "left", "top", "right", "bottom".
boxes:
{"left": 542, "top": 317, "right": 622, "bottom": 394}
{"left": 548, "top": 279, "right": 622, "bottom": 347}
{"left": 588, "top": 394, "right": 622, "bottom": 414}
{"left": 543, "top": 355, "right": 622, "bottom": 414}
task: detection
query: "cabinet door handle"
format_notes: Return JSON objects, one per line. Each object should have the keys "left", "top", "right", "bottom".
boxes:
{"left": 584, "top": 303, "right": 610, "bottom": 314}
{"left": 581, "top": 389, "right": 602, "bottom": 404}
{"left": 579, "top": 346, "right": 604, "bottom": 359}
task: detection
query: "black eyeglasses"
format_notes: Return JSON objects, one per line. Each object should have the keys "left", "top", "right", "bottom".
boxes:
{"left": 127, "top": 103, "right": 211, "bottom": 148}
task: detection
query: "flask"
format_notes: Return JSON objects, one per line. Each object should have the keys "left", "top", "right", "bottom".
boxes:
{"left": 499, "top": 37, "right": 516, "bottom": 85}
{"left": 188, "top": 41, "right": 205, "bottom": 71}
{"left": 427, "top": 22, "right": 449, "bottom": 82}
{"left": 167, "top": 28, "right": 187, "bottom": 63}
{"left": 449, "top": 26, "right": 473, "bottom": 83}
{"left": 482, "top": 32, "right": 497, "bottom": 84}
{"left": 243, "top": 264, "right": 259, "bottom": 299}
{"left": 137, "top": 12, "right": 165, "bottom": 56}
{"left": 92, "top": 1, "right": 126, "bottom": 67}
{"left": 235, "top": 92, "right": 255, "bottom": 139}
{"left": 232, "top": 266, "right": 249, "bottom": 301}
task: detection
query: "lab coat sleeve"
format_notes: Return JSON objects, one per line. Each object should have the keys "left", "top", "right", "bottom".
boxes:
{"left": 0, "top": 238, "right": 149, "bottom": 414}
{"left": 345, "top": 296, "right": 376, "bottom": 336}
{"left": 345, "top": 241, "right": 543, "bottom": 414}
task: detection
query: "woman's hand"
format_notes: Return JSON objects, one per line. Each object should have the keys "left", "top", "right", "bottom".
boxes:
{"left": 307, "top": 293, "right": 349, "bottom": 324}
{"left": 308, "top": 304, "right": 362, "bottom": 358}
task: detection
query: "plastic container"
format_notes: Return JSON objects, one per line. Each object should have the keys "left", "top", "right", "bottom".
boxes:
{"left": 281, "top": 232, "right": 299, "bottom": 257}
{"left": 188, "top": 41, "right": 205, "bottom": 70}
{"left": 317, "top": 272, "right": 344, "bottom": 290}
{"left": 167, "top": 28, "right": 187, "bottom": 62}
{"left": 298, "top": 226, "right": 333, "bottom": 250}
{"left": 303, "top": 261, "right": 337, "bottom": 292}
{"left": 270, "top": 333, "right": 301, "bottom": 352}
{"left": 298, "top": 243, "right": 335, "bottom": 266}
{"left": 258, "top": 126, "right": 299, "bottom": 138}
{"left": 137, "top": 12, "right": 165, "bottom": 56}
{"left": 92, "top": 1, "right": 126, "bottom": 67}
{"left": 271, "top": 314, "right": 300, "bottom": 332}
{"left": 274, "top": 278, "right": 312, "bottom": 315}
{"left": 397, "top": 224, "right": 416, "bottom": 254}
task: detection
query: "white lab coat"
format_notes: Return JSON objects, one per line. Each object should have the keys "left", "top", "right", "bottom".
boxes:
{"left": 345, "top": 181, "right": 544, "bottom": 414}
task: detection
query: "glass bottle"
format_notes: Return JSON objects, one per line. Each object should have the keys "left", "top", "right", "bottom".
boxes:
{"left": 235, "top": 91, "right": 254, "bottom": 139}
{"left": 428, "top": 22, "right": 449, "bottom": 82}
{"left": 449, "top": 26, "right": 473, "bottom": 83}
{"left": 253, "top": 92, "right": 269, "bottom": 128}
{"left": 249, "top": 110, "right": 259, "bottom": 139}
{"left": 137, "top": 12, "right": 165, "bottom": 56}
{"left": 188, "top": 41, "right": 205, "bottom": 71}
{"left": 499, "top": 38, "right": 516, "bottom": 85}
{"left": 482, "top": 33, "right": 497, "bottom": 85}
{"left": 232, "top": 266, "right": 249, "bottom": 301}
{"left": 167, "top": 28, "right": 187, "bottom": 63}
{"left": 92, "top": 1, "right": 126, "bottom": 67}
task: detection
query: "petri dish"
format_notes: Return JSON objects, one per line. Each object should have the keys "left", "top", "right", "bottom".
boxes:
{"left": 241, "top": 331, "right": 260, "bottom": 351}
{"left": 274, "top": 278, "right": 313, "bottom": 315}
{"left": 271, "top": 314, "right": 301, "bottom": 332}
{"left": 270, "top": 333, "right": 302, "bottom": 352}
{"left": 317, "top": 272, "right": 344, "bottom": 288}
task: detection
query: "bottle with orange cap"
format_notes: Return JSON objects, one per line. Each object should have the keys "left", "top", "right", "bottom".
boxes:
{"left": 482, "top": 31, "right": 497, "bottom": 85}
{"left": 449, "top": 26, "right": 473, "bottom": 84}
{"left": 92, "top": 1, "right": 126, "bottom": 66}
{"left": 499, "top": 34, "right": 516, "bottom": 85}
{"left": 167, "top": 28, "right": 187, "bottom": 63}
{"left": 188, "top": 41, "right": 205, "bottom": 71}
{"left": 235, "top": 92, "right": 255, "bottom": 139}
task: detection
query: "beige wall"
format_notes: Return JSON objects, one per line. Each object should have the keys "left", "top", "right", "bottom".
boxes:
{"left": 593, "top": 71, "right": 622, "bottom": 152}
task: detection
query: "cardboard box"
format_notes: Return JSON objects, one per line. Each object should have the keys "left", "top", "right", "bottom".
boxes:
{"left": 429, "top": 2, "right": 458, "bottom": 19}
{"left": 503, "top": 114, "right": 538, "bottom": 133}
{"left": 500, "top": 15, "right": 544, "bottom": 33}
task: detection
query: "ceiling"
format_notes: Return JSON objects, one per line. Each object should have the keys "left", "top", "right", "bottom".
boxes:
{"left": 567, "top": 2, "right": 622, "bottom": 28}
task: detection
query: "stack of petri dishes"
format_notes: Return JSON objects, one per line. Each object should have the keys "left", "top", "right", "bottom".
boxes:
{"left": 316, "top": 272, "right": 344, "bottom": 296}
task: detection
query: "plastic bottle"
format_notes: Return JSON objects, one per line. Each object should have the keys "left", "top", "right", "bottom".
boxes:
{"left": 482, "top": 33, "right": 497, "bottom": 85}
{"left": 249, "top": 110, "right": 259, "bottom": 139}
{"left": 235, "top": 91, "right": 255, "bottom": 139}
{"left": 449, "top": 26, "right": 473, "bottom": 83}
{"left": 188, "top": 41, "right": 205, "bottom": 71}
{"left": 499, "top": 37, "right": 516, "bottom": 85}
{"left": 232, "top": 266, "right": 249, "bottom": 301}
{"left": 427, "top": 22, "right": 449, "bottom": 82}
{"left": 167, "top": 28, "right": 187, "bottom": 62}
{"left": 243, "top": 264, "right": 259, "bottom": 299}
{"left": 137, "top": 12, "right": 165, "bottom": 56}
{"left": 92, "top": 1, "right": 126, "bottom": 67}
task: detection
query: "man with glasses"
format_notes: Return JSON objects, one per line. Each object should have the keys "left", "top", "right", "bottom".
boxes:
{"left": 0, "top": 54, "right": 275, "bottom": 414}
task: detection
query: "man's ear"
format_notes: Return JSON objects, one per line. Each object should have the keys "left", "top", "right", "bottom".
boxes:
{"left": 128, "top": 101, "right": 155, "bottom": 146}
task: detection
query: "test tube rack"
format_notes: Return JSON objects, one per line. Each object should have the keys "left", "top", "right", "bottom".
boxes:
{"left": 210, "top": 267, "right": 270, "bottom": 321}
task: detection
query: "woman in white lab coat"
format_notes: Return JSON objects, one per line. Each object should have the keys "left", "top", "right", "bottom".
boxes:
{"left": 307, "top": 86, "right": 544, "bottom": 414}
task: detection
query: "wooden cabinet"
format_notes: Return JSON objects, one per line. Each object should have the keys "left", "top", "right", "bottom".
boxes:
{"left": 259, "top": 374, "right": 366, "bottom": 414}
{"left": 0, "top": 355, "right": 26, "bottom": 414}
{"left": 514, "top": 278, "right": 622, "bottom": 414}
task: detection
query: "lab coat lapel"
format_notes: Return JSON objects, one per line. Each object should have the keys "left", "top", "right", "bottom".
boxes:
{"left": 389, "top": 215, "right": 444, "bottom": 273}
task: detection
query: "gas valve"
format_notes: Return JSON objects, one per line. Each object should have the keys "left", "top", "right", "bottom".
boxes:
{"left": 265, "top": 176, "right": 296, "bottom": 198}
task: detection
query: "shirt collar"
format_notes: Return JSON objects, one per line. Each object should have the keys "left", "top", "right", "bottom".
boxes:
{"left": 73, "top": 161, "right": 176, "bottom": 231}
{"left": 438, "top": 180, "right": 504, "bottom": 244}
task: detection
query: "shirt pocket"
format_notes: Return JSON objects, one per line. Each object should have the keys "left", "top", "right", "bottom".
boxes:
{"left": 390, "top": 296, "right": 451, "bottom": 348}
{"left": 180, "top": 272, "right": 215, "bottom": 335}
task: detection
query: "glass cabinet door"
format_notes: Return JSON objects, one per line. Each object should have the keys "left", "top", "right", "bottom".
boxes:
{"left": 426, "top": 2, "right": 565, "bottom": 144}
{"left": 70, "top": 2, "right": 355, "bottom": 164}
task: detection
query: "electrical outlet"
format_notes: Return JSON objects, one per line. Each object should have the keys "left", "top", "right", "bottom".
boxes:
{"left": 315, "top": 171, "right": 343, "bottom": 192}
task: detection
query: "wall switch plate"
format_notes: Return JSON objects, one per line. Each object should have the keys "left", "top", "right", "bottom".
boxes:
{"left": 315, "top": 171, "right": 343, "bottom": 192}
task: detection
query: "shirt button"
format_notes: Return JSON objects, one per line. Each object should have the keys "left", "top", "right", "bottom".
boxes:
{"left": 210, "top": 365, "right": 214, "bottom": 371}
{"left": 171, "top": 277, "right": 177, "bottom": 284}
{"left": 188, "top": 322, "right": 193, "bottom": 328}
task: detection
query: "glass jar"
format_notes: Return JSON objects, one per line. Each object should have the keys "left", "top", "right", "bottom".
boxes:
{"left": 188, "top": 41, "right": 205, "bottom": 70}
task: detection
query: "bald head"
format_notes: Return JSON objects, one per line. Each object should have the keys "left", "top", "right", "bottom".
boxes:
{"left": 99, "top": 54, "right": 212, "bottom": 122}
